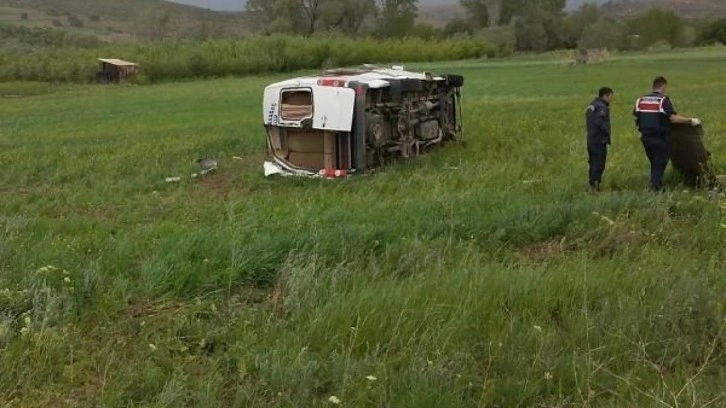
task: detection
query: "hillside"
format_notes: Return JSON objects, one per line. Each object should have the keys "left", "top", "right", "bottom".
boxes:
{"left": 603, "top": 0, "right": 726, "bottom": 18}
{"left": 0, "top": 0, "right": 251, "bottom": 43}
{"left": 417, "top": 0, "right": 726, "bottom": 27}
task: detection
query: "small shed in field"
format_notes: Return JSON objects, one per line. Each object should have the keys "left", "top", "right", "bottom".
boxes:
{"left": 96, "top": 58, "right": 140, "bottom": 83}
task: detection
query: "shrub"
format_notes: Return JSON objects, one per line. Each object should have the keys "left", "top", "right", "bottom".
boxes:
{"left": 477, "top": 26, "right": 516, "bottom": 57}
{"left": 626, "top": 8, "right": 689, "bottom": 49}
{"left": 578, "top": 20, "right": 624, "bottom": 50}
{"left": 0, "top": 35, "right": 489, "bottom": 83}
{"left": 697, "top": 19, "right": 726, "bottom": 45}
{"left": 67, "top": 15, "right": 84, "bottom": 28}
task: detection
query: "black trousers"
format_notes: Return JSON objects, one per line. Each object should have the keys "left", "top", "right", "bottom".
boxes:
{"left": 587, "top": 141, "right": 608, "bottom": 187}
{"left": 640, "top": 133, "right": 670, "bottom": 191}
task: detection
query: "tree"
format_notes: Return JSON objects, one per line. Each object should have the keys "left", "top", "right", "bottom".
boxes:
{"left": 578, "top": 20, "right": 622, "bottom": 50}
{"left": 318, "top": 0, "right": 376, "bottom": 35}
{"left": 561, "top": 2, "right": 602, "bottom": 48}
{"left": 697, "top": 19, "right": 726, "bottom": 45}
{"left": 501, "top": 0, "right": 565, "bottom": 25}
{"left": 247, "top": 0, "right": 376, "bottom": 36}
{"left": 514, "top": 5, "right": 565, "bottom": 51}
{"left": 375, "top": 0, "right": 418, "bottom": 38}
{"left": 443, "top": 18, "right": 475, "bottom": 37}
{"left": 626, "top": 8, "right": 687, "bottom": 49}
{"left": 515, "top": 19, "right": 547, "bottom": 51}
{"left": 459, "top": 0, "right": 490, "bottom": 28}
{"left": 246, "top": 0, "right": 303, "bottom": 34}
{"left": 461, "top": 0, "right": 563, "bottom": 28}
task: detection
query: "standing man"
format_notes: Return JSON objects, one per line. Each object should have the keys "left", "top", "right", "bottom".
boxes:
{"left": 586, "top": 87, "right": 614, "bottom": 192}
{"left": 633, "top": 76, "right": 701, "bottom": 192}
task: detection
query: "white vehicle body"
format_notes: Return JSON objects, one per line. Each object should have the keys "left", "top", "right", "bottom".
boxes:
{"left": 262, "top": 66, "right": 464, "bottom": 177}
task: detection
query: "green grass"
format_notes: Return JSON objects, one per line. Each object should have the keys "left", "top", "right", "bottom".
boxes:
{"left": 1, "top": 47, "right": 726, "bottom": 407}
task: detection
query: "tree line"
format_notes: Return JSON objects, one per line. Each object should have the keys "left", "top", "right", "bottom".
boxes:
{"left": 245, "top": 0, "right": 419, "bottom": 38}
{"left": 245, "top": 0, "right": 726, "bottom": 53}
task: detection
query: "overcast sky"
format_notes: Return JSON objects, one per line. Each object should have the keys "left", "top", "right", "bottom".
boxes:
{"left": 163, "top": 0, "right": 608, "bottom": 12}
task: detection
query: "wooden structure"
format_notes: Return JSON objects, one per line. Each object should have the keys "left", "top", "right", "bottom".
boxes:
{"left": 575, "top": 48, "right": 610, "bottom": 65}
{"left": 96, "top": 58, "right": 140, "bottom": 83}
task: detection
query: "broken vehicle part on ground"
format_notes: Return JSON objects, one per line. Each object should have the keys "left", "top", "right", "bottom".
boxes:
{"left": 261, "top": 65, "right": 464, "bottom": 177}
{"left": 668, "top": 123, "right": 722, "bottom": 190}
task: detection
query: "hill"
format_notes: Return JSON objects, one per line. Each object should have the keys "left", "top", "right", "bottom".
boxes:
{"left": 0, "top": 0, "right": 251, "bottom": 43}
{"left": 417, "top": 0, "right": 726, "bottom": 27}
{"left": 602, "top": 0, "right": 726, "bottom": 18}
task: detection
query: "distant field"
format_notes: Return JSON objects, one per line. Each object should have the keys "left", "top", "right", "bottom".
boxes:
{"left": 1, "top": 48, "right": 726, "bottom": 407}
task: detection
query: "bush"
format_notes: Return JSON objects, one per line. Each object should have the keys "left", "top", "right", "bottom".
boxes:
{"left": 648, "top": 39, "right": 673, "bottom": 51}
{"left": 697, "top": 19, "right": 726, "bottom": 45}
{"left": 626, "top": 8, "right": 689, "bottom": 49}
{"left": 578, "top": 20, "right": 624, "bottom": 50}
{"left": 477, "top": 26, "right": 516, "bottom": 57}
{"left": 516, "top": 22, "right": 548, "bottom": 52}
{"left": 67, "top": 15, "right": 84, "bottom": 28}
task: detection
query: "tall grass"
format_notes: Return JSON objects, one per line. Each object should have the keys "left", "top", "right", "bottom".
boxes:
{"left": 0, "top": 48, "right": 725, "bottom": 406}
{"left": 0, "top": 35, "right": 491, "bottom": 83}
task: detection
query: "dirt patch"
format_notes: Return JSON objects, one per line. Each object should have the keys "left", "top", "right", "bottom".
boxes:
{"left": 189, "top": 154, "right": 263, "bottom": 199}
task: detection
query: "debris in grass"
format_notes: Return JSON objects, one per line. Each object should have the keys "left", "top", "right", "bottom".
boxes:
{"left": 165, "top": 176, "right": 181, "bottom": 183}
{"left": 197, "top": 158, "right": 218, "bottom": 174}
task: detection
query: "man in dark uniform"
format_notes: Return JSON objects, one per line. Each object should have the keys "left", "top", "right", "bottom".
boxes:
{"left": 633, "top": 76, "right": 701, "bottom": 192}
{"left": 586, "top": 87, "right": 614, "bottom": 192}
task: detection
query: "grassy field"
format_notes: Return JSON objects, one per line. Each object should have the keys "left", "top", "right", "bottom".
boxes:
{"left": 1, "top": 47, "right": 726, "bottom": 407}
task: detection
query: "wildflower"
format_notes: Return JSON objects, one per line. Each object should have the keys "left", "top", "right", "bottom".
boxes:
{"left": 328, "top": 395, "right": 341, "bottom": 404}
{"left": 365, "top": 375, "right": 377, "bottom": 381}
{"left": 63, "top": 277, "right": 71, "bottom": 284}
{"left": 148, "top": 343, "right": 157, "bottom": 351}
{"left": 20, "top": 327, "right": 30, "bottom": 337}
{"left": 24, "top": 316, "right": 31, "bottom": 327}
{"left": 544, "top": 372, "right": 553, "bottom": 380}
{"left": 533, "top": 325, "right": 542, "bottom": 332}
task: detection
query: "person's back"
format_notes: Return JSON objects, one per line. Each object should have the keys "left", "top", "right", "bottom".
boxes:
{"left": 634, "top": 91, "right": 673, "bottom": 136}
{"left": 633, "top": 76, "right": 701, "bottom": 191}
